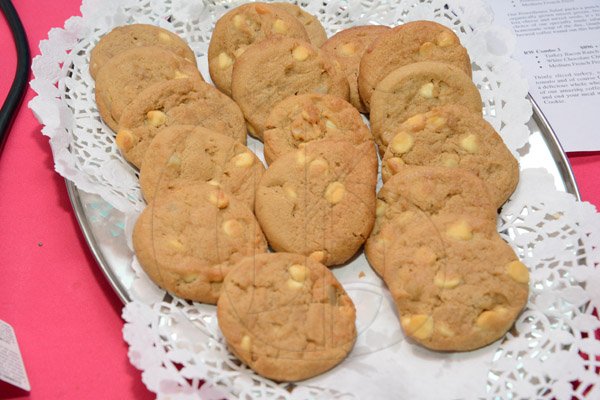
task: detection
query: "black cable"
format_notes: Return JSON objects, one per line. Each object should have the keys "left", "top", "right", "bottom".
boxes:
{"left": 0, "top": 0, "right": 30, "bottom": 156}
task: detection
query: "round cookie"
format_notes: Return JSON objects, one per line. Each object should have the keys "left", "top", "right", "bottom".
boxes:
{"left": 95, "top": 46, "right": 203, "bottom": 131}
{"left": 263, "top": 93, "right": 372, "bottom": 164}
{"left": 231, "top": 36, "right": 349, "bottom": 139}
{"left": 369, "top": 61, "right": 482, "bottom": 153}
{"left": 133, "top": 183, "right": 268, "bottom": 304}
{"left": 116, "top": 78, "right": 246, "bottom": 168}
{"left": 90, "top": 24, "right": 197, "bottom": 79}
{"left": 365, "top": 166, "right": 528, "bottom": 351}
{"left": 272, "top": 2, "right": 328, "bottom": 47}
{"left": 381, "top": 105, "right": 519, "bottom": 208}
{"left": 217, "top": 253, "right": 356, "bottom": 381}
{"left": 208, "top": 2, "right": 309, "bottom": 96}
{"left": 139, "top": 126, "right": 265, "bottom": 209}
{"left": 358, "top": 20, "right": 472, "bottom": 111}
{"left": 321, "top": 25, "right": 390, "bottom": 113}
{"left": 255, "top": 140, "right": 377, "bottom": 266}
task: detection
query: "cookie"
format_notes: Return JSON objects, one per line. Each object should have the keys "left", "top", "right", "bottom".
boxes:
{"left": 231, "top": 36, "right": 349, "bottom": 139}
{"left": 95, "top": 46, "right": 203, "bottom": 131}
{"left": 365, "top": 166, "right": 528, "bottom": 351}
{"left": 133, "top": 183, "right": 268, "bottom": 304}
{"left": 272, "top": 2, "right": 328, "bottom": 47}
{"left": 263, "top": 93, "right": 372, "bottom": 164}
{"left": 208, "top": 2, "right": 309, "bottom": 96}
{"left": 381, "top": 105, "right": 519, "bottom": 208}
{"left": 116, "top": 78, "right": 246, "bottom": 168}
{"left": 321, "top": 25, "right": 390, "bottom": 113}
{"left": 139, "top": 126, "right": 265, "bottom": 209}
{"left": 90, "top": 24, "right": 197, "bottom": 79}
{"left": 217, "top": 253, "right": 356, "bottom": 381}
{"left": 358, "top": 20, "right": 472, "bottom": 111}
{"left": 369, "top": 61, "right": 482, "bottom": 153}
{"left": 255, "top": 140, "right": 377, "bottom": 266}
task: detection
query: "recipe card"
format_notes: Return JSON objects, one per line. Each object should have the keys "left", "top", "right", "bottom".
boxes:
{"left": 0, "top": 319, "right": 30, "bottom": 391}
{"left": 487, "top": 0, "right": 600, "bottom": 152}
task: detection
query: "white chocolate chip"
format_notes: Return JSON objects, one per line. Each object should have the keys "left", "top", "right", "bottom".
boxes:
{"left": 439, "top": 153, "right": 459, "bottom": 167}
{"left": 506, "top": 260, "right": 529, "bottom": 284}
{"left": 324, "top": 119, "right": 337, "bottom": 130}
{"left": 436, "top": 31, "right": 456, "bottom": 47}
{"left": 158, "top": 32, "right": 171, "bottom": 42}
{"left": 115, "top": 129, "right": 135, "bottom": 151}
{"left": 233, "top": 14, "right": 245, "bottom": 29}
{"left": 376, "top": 199, "right": 387, "bottom": 217}
{"left": 309, "top": 250, "right": 326, "bottom": 263}
{"left": 418, "top": 82, "right": 435, "bottom": 98}
{"left": 339, "top": 42, "right": 356, "bottom": 56}
{"left": 273, "top": 19, "right": 287, "bottom": 34}
{"left": 404, "top": 114, "right": 427, "bottom": 131}
{"left": 218, "top": 52, "right": 233, "bottom": 69}
{"left": 222, "top": 219, "right": 242, "bottom": 237}
{"left": 433, "top": 271, "right": 461, "bottom": 288}
{"left": 419, "top": 41, "right": 435, "bottom": 56}
{"left": 460, "top": 134, "right": 478, "bottom": 153}
{"left": 287, "top": 278, "right": 304, "bottom": 289}
{"left": 146, "top": 110, "right": 167, "bottom": 127}
{"left": 182, "top": 274, "right": 197, "bottom": 283}
{"left": 292, "top": 45, "right": 310, "bottom": 61}
{"left": 167, "top": 238, "right": 185, "bottom": 251}
{"left": 476, "top": 307, "right": 509, "bottom": 330}
{"left": 386, "top": 157, "right": 405, "bottom": 175}
{"left": 390, "top": 132, "right": 414, "bottom": 154}
{"left": 288, "top": 264, "right": 307, "bottom": 282}
{"left": 240, "top": 335, "right": 252, "bottom": 351}
{"left": 207, "top": 179, "right": 220, "bottom": 187}
{"left": 283, "top": 183, "right": 298, "bottom": 199}
{"left": 167, "top": 153, "right": 181, "bottom": 167}
{"left": 232, "top": 152, "right": 254, "bottom": 167}
{"left": 174, "top": 70, "right": 188, "bottom": 79}
{"left": 309, "top": 158, "right": 328, "bottom": 175}
{"left": 401, "top": 314, "right": 434, "bottom": 340}
{"left": 209, "top": 190, "right": 229, "bottom": 209}
{"left": 446, "top": 220, "right": 473, "bottom": 240}
{"left": 325, "top": 182, "right": 345, "bottom": 204}
{"left": 426, "top": 115, "right": 447, "bottom": 129}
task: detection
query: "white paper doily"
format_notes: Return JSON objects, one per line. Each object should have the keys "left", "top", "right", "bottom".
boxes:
{"left": 29, "top": 0, "right": 600, "bottom": 399}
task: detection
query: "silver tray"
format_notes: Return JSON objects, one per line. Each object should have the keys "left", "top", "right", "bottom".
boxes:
{"left": 66, "top": 95, "right": 581, "bottom": 305}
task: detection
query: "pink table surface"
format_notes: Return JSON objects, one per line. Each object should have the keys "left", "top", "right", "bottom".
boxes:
{"left": 0, "top": 1, "right": 598, "bottom": 399}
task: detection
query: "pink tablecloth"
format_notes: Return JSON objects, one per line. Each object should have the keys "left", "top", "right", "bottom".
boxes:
{"left": 0, "top": 1, "right": 598, "bottom": 399}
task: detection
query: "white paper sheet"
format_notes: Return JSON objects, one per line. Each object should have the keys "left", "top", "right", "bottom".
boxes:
{"left": 487, "top": 0, "right": 600, "bottom": 152}
{"left": 0, "top": 319, "right": 30, "bottom": 391}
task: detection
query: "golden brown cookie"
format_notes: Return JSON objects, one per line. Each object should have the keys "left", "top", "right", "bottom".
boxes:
{"left": 217, "top": 253, "right": 356, "bottom": 381}
{"left": 263, "top": 93, "right": 372, "bottom": 164}
{"left": 358, "top": 20, "right": 472, "bottom": 111}
{"left": 208, "top": 2, "right": 309, "bottom": 96}
{"left": 255, "top": 140, "right": 377, "bottom": 266}
{"left": 381, "top": 105, "right": 519, "bottom": 208}
{"left": 272, "top": 2, "right": 328, "bottom": 46}
{"left": 369, "top": 61, "right": 482, "bottom": 153}
{"left": 95, "top": 46, "right": 203, "bottom": 132}
{"left": 231, "top": 36, "right": 349, "bottom": 139}
{"left": 139, "top": 126, "right": 265, "bottom": 209}
{"left": 365, "top": 166, "right": 528, "bottom": 351}
{"left": 133, "top": 183, "right": 267, "bottom": 304}
{"left": 321, "top": 25, "right": 390, "bottom": 113}
{"left": 90, "top": 24, "right": 197, "bottom": 79}
{"left": 116, "top": 78, "right": 246, "bottom": 168}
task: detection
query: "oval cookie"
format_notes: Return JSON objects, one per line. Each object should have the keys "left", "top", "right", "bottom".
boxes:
{"left": 365, "top": 166, "right": 528, "bottom": 351}
{"left": 95, "top": 46, "right": 203, "bottom": 131}
{"left": 321, "top": 25, "right": 390, "bottom": 113}
{"left": 133, "top": 183, "right": 268, "bottom": 304}
{"left": 369, "top": 61, "right": 482, "bottom": 153}
{"left": 231, "top": 36, "right": 349, "bottom": 139}
{"left": 381, "top": 105, "right": 519, "bottom": 208}
{"left": 116, "top": 78, "right": 246, "bottom": 168}
{"left": 90, "top": 24, "right": 197, "bottom": 79}
{"left": 140, "top": 126, "right": 265, "bottom": 209}
{"left": 218, "top": 253, "right": 356, "bottom": 381}
{"left": 208, "top": 2, "right": 309, "bottom": 96}
{"left": 272, "top": 2, "right": 327, "bottom": 47}
{"left": 255, "top": 140, "right": 377, "bottom": 266}
{"left": 263, "top": 93, "right": 372, "bottom": 164}
{"left": 358, "top": 20, "right": 471, "bottom": 111}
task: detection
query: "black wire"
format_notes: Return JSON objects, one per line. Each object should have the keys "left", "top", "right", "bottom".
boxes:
{"left": 0, "top": 0, "right": 30, "bottom": 156}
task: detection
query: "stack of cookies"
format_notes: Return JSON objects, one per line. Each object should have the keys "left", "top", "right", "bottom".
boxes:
{"left": 90, "top": 1, "right": 530, "bottom": 383}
